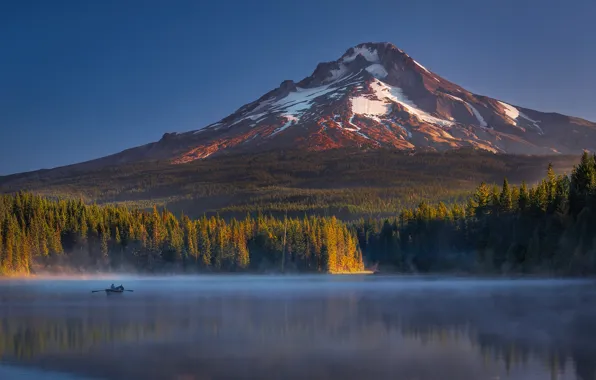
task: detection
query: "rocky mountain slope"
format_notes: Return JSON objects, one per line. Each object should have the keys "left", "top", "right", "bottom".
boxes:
{"left": 6, "top": 42, "right": 596, "bottom": 175}
{"left": 74, "top": 41, "right": 596, "bottom": 169}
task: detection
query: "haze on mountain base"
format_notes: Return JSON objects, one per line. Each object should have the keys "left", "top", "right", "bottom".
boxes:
{"left": 53, "top": 42, "right": 596, "bottom": 172}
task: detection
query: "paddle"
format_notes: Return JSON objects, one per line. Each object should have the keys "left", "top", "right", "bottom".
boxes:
{"left": 91, "top": 290, "right": 104, "bottom": 293}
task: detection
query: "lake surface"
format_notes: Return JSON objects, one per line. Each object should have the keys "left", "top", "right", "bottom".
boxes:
{"left": 0, "top": 275, "right": 595, "bottom": 380}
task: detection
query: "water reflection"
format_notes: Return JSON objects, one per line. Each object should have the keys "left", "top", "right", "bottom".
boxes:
{"left": 0, "top": 277, "right": 594, "bottom": 380}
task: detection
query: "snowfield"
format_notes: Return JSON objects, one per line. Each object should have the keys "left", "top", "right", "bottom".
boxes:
{"left": 498, "top": 100, "right": 543, "bottom": 134}
{"left": 349, "top": 80, "right": 454, "bottom": 128}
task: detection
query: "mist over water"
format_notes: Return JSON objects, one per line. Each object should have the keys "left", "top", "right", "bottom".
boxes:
{"left": 1, "top": 276, "right": 595, "bottom": 380}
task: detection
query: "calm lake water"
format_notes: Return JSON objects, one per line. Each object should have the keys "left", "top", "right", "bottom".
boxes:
{"left": 0, "top": 275, "right": 595, "bottom": 380}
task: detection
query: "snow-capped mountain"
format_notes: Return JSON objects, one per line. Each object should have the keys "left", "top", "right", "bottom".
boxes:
{"left": 83, "top": 42, "right": 596, "bottom": 167}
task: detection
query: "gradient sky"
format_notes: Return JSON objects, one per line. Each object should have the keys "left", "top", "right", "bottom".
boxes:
{"left": 1, "top": 0, "right": 594, "bottom": 175}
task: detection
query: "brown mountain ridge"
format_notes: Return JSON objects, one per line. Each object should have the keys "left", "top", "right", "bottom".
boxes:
{"left": 61, "top": 41, "right": 596, "bottom": 171}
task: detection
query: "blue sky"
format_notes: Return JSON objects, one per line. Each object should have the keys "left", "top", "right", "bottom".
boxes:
{"left": 1, "top": 0, "right": 594, "bottom": 175}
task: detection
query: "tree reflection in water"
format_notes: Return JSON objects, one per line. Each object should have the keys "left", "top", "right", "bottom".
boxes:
{"left": 0, "top": 277, "right": 594, "bottom": 380}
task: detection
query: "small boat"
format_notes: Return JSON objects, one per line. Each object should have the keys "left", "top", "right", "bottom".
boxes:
{"left": 105, "top": 287, "right": 124, "bottom": 294}
{"left": 91, "top": 285, "right": 133, "bottom": 294}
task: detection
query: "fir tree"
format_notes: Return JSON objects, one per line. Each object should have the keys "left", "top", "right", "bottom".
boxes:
{"left": 500, "top": 178, "right": 512, "bottom": 213}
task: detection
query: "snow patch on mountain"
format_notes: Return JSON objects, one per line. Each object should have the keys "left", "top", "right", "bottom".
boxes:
{"left": 228, "top": 112, "right": 268, "bottom": 128}
{"left": 282, "top": 114, "right": 299, "bottom": 123}
{"left": 365, "top": 64, "right": 388, "bottom": 79}
{"left": 444, "top": 94, "right": 488, "bottom": 128}
{"left": 218, "top": 74, "right": 364, "bottom": 129}
{"left": 519, "top": 112, "right": 544, "bottom": 135}
{"left": 372, "top": 81, "right": 454, "bottom": 127}
{"left": 470, "top": 106, "right": 488, "bottom": 128}
{"left": 368, "top": 116, "right": 412, "bottom": 139}
{"left": 346, "top": 114, "right": 360, "bottom": 131}
{"left": 260, "top": 71, "right": 366, "bottom": 123}
{"left": 413, "top": 60, "right": 431, "bottom": 74}
{"left": 397, "top": 123, "right": 413, "bottom": 138}
{"left": 327, "top": 64, "right": 349, "bottom": 82}
{"left": 498, "top": 100, "right": 543, "bottom": 134}
{"left": 350, "top": 93, "right": 389, "bottom": 116}
{"left": 359, "top": 114, "right": 413, "bottom": 140}
{"left": 343, "top": 46, "right": 380, "bottom": 63}
{"left": 331, "top": 114, "right": 343, "bottom": 129}
{"left": 355, "top": 130, "right": 371, "bottom": 140}
{"left": 349, "top": 80, "right": 454, "bottom": 128}
{"left": 251, "top": 98, "right": 275, "bottom": 113}
{"left": 382, "top": 119, "right": 412, "bottom": 139}
{"left": 271, "top": 85, "right": 342, "bottom": 118}
{"left": 383, "top": 119, "right": 413, "bottom": 139}
{"left": 249, "top": 113, "right": 268, "bottom": 126}
{"left": 193, "top": 127, "right": 208, "bottom": 134}
{"left": 498, "top": 101, "right": 520, "bottom": 122}
{"left": 271, "top": 115, "right": 298, "bottom": 137}
{"left": 342, "top": 114, "right": 373, "bottom": 140}
{"left": 380, "top": 120, "right": 392, "bottom": 131}
{"left": 243, "top": 133, "right": 260, "bottom": 143}
{"left": 335, "top": 69, "right": 364, "bottom": 84}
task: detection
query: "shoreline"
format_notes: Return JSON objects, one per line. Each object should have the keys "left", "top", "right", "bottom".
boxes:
{"left": 2, "top": 271, "right": 594, "bottom": 281}
{"left": 327, "top": 270, "right": 376, "bottom": 275}
{"left": 1, "top": 271, "right": 377, "bottom": 279}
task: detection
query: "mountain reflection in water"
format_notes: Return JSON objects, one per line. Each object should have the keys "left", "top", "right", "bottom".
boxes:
{"left": 0, "top": 276, "right": 595, "bottom": 380}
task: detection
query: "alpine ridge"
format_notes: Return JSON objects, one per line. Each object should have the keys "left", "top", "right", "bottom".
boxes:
{"left": 70, "top": 42, "right": 596, "bottom": 168}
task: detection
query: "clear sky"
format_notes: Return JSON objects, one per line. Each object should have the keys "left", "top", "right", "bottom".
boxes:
{"left": 1, "top": 0, "right": 594, "bottom": 175}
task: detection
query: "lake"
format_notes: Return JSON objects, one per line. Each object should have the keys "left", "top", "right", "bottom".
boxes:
{"left": 0, "top": 275, "right": 595, "bottom": 380}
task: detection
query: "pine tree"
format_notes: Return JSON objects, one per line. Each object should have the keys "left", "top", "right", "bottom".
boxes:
{"left": 235, "top": 228, "right": 250, "bottom": 270}
{"left": 546, "top": 163, "right": 557, "bottom": 202}
{"left": 184, "top": 217, "right": 198, "bottom": 264}
{"left": 570, "top": 151, "right": 596, "bottom": 216}
{"left": 499, "top": 178, "right": 512, "bottom": 213}
{"left": 474, "top": 182, "right": 492, "bottom": 217}
{"left": 518, "top": 181, "right": 529, "bottom": 211}
{"left": 2, "top": 216, "right": 16, "bottom": 273}
{"left": 198, "top": 220, "right": 212, "bottom": 268}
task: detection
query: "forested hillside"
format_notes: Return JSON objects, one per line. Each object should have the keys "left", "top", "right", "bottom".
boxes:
{"left": 0, "top": 149, "right": 579, "bottom": 219}
{"left": 1, "top": 151, "right": 595, "bottom": 276}
{"left": 357, "top": 152, "right": 596, "bottom": 275}
{"left": 0, "top": 193, "right": 363, "bottom": 275}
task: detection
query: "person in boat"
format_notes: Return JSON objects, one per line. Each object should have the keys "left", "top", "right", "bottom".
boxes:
{"left": 111, "top": 284, "right": 116, "bottom": 290}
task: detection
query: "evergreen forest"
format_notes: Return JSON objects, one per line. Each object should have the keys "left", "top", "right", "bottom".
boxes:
{"left": 1, "top": 152, "right": 596, "bottom": 276}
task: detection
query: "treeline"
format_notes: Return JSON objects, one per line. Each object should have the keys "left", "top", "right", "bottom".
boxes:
{"left": 356, "top": 152, "right": 596, "bottom": 275}
{"left": 0, "top": 148, "right": 578, "bottom": 219}
{"left": 0, "top": 194, "right": 363, "bottom": 275}
{"left": 2, "top": 152, "right": 596, "bottom": 276}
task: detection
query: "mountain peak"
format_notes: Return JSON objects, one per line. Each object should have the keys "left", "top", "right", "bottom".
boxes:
{"left": 301, "top": 42, "right": 415, "bottom": 89}
{"left": 70, "top": 42, "right": 596, "bottom": 168}
{"left": 341, "top": 44, "right": 382, "bottom": 63}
